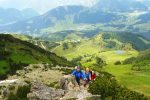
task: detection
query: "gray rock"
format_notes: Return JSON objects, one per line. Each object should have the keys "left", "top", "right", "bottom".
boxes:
{"left": 60, "top": 75, "right": 77, "bottom": 90}
{"left": 27, "top": 82, "right": 66, "bottom": 100}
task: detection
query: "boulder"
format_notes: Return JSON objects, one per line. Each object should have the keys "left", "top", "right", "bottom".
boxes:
{"left": 60, "top": 75, "right": 78, "bottom": 90}
{"left": 27, "top": 82, "right": 65, "bottom": 100}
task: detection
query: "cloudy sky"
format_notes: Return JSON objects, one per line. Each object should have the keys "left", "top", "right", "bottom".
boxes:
{"left": 0, "top": 0, "right": 98, "bottom": 13}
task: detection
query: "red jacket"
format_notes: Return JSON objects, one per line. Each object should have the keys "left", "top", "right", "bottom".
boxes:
{"left": 91, "top": 73, "right": 96, "bottom": 80}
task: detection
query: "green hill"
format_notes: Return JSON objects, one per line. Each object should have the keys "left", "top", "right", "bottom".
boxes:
{"left": 102, "top": 32, "right": 150, "bottom": 51}
{"left": 123, "top": 49, "right": 150, "bottom": 70}
{"left": 52, "top": 32, "right": 149, "bottom": 59}
{"left": 0, "top": 34, "right": 72, "bottom": 79}
{"left": 103, "top": 49, "right": 150, "bottom": 96}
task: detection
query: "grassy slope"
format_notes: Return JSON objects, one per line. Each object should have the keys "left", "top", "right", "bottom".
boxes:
{"left": 52, "top": 32, "right": 149, "bottom": 60}
{"left": 0, "top": 34, "right": 72, "bottom": 79}
{"left": 104, "top": 65, "right": 150, "bottom": 96}
{"left": 103, "top": 50, "right": 150, "bottom": 96}
{"left": 53, "top": 39, "right": 101, "bottom": 60}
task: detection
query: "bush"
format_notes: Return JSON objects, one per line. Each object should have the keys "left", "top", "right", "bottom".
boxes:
{"left": 114, "top": 61, "right": 121, "bottom": 65}
{"left": 89, "top": 72, "right": 117, "bottom": 99}
{"left": 123, "top": 57, "right": 136, "bottom": 64}
{"left": 0, "top": 73, "right": 8, "bottom": 80}
{"left": 62, "top": 42, "right": 69, "bottom": 50}
{"left": 88, "top": 71, "right": 148, "bottom": 100}
{"left": 8, "top": 92, "right": 19, "bottom": 100}
{"left": 95, "top": 57, "right": 106, "bottom": 67}
{"left": 16, "top": 85, "right": 31, "bottom": 99}
{"left": 8, "top": 85, "right": 31, "bottom": 100}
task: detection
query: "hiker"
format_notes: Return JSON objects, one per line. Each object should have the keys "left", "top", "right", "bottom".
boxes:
{"left": 84, "top": 67, "right": 91, "bottom": 87}
{"left": 72, "top": 66, "right": 78, "bottom": 73}
{"left": 91, "top": 71, "right": 96, "bottom": 81}
{"left": 71, "top": 66, "right": 85, "bottom": 86}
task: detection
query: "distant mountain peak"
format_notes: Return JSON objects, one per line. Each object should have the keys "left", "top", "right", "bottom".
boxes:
{"left": 94, "top": 0, "right": 147, "bottom": 12}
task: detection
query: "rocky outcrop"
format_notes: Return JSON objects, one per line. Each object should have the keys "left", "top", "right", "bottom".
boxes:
{"left": 60, "top": 75, "right": 77, "bottom": 90}
{"left": 27, "top": 82, "right": 66, "bottom": 100}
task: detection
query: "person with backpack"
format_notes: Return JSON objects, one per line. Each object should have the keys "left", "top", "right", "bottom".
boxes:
{"left": 91, "top": 71, "right": 96, "bottom": 81}
{"left": 84, "top": 67, "right": 91, "bottom": 87}
{"left": 71, "top": 66, "right": 85, "bottom": 86}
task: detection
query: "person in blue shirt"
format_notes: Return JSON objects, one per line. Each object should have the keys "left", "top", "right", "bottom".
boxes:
{"left": 84, "top": 67, "right": 91, "bottom": 87}
{"left": 71, "top": 66, "right": 85, "bottom": 86}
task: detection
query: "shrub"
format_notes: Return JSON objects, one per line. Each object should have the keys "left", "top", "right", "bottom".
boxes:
{"left": 123, "top": 57, "right": 136, "bottom": 64}
{"left": 8, "top": 92, "right": 19, "bottom": 100}
{"left": 62, "top": 42, "right": 69, "bottom": 50}
{"left": 88, "top": 71, "right": 148, "bottom": 100}
{"left": 8, "top": 85, "right": 31, "bottom": 100}
{"left": 114, "top": 61, "right": 121, "bottom": 65}
{"left": 95, "top": 57, "right": 106, "bottom": 67}
{"left": 16, "top": 85, "right": 31, "bottom": 99}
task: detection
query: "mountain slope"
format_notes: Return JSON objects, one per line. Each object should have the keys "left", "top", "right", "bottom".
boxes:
{"left": 44, "top": 5, "right": 85, "bottom": 21}
{"left": 50, "top": 32, "right": 149, "bottom": 62}
{"left": 102, "top": 32, "right": 150, "bottom": 50}
{"left": 138, "top": 12, "right": 150, "bottom": 23}
{"left": 0, "top": 6, "right": 85, "bottom": 33}
{"left": 74, "top": 10, "right": 120, "bottom": 24}
{"left": 0, "top": 34, "right": 72, "bottom": 79}
{"left": 94, "top": 0, "right": 147, "bottom": 12}
{"left": 123, "top": 49, "right": 150, "bottom": 70}
{"left": 0, "top": 8, "right": 39, "bottom": 26}
{"left": 0, "top": 1, "right": 150, "bottom": 39}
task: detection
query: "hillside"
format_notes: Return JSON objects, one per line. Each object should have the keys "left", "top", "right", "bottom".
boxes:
{"left": 51, "top": 32, "right": 150, "bottom": 58}
{"left": 0, "top": 34, "right": 72, "bottom": 79}
{"left": 0, "top": 8, "right": 39, "bottom": 26}
{"left": 123, "top": 49, "right": 150, "bottom": 69}
{"left": 103, "top": 49, "right": 150, "bottom": 96}
{"left": 0, "top": 6, "right": 84, "bottom": 33}
{"left": 102, "top": 32, "right": 150, "bottom": 51}
{"left": 94, "top": 0, "right": 147, "bottom": 12}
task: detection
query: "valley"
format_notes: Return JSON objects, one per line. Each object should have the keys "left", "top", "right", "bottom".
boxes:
{"left": 0, "top": 0, "right": 150, "bottom": 99}
{"left": 9, "top": 31, "right": 150, "bottom": 97}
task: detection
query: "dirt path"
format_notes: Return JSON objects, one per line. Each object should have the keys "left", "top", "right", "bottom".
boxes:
{"left": 40, "top": 42, "right": 47, "bottom": 50}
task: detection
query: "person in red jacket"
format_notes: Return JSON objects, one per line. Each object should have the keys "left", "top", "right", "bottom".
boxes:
{"left": 91, "top": 71, "right": 96, "bottom": 81}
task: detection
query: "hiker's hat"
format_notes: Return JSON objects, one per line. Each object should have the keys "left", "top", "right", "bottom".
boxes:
{"left": 75, "top": 66, "right": 78, "bottom": 69}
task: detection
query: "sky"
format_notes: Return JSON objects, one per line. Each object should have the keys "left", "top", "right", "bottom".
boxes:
{"left": 0, "top": 0, "right": 98, "bottom": 13}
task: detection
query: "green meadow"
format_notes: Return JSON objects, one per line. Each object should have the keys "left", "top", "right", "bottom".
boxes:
{"left": 103, "top": 64, "right": 150, "bottom": 96}
{"left": 90, "top": 50, "right": 150, "bottom": 96}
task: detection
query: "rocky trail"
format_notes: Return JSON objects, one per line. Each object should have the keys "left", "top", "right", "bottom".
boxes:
{"left": 0, "top": 64, "right": 100, "bottom": 100}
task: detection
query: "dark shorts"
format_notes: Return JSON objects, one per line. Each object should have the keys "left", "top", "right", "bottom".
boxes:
{"left": 75, "top": 77, "right": 80, "bottom": 85}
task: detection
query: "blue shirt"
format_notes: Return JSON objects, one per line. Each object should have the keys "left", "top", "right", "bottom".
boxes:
{"left": 71, "top": 70, "right": 85, "bottom": 79}
{"left": 85, "top": 72, "right": 91, "bottom": 80}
